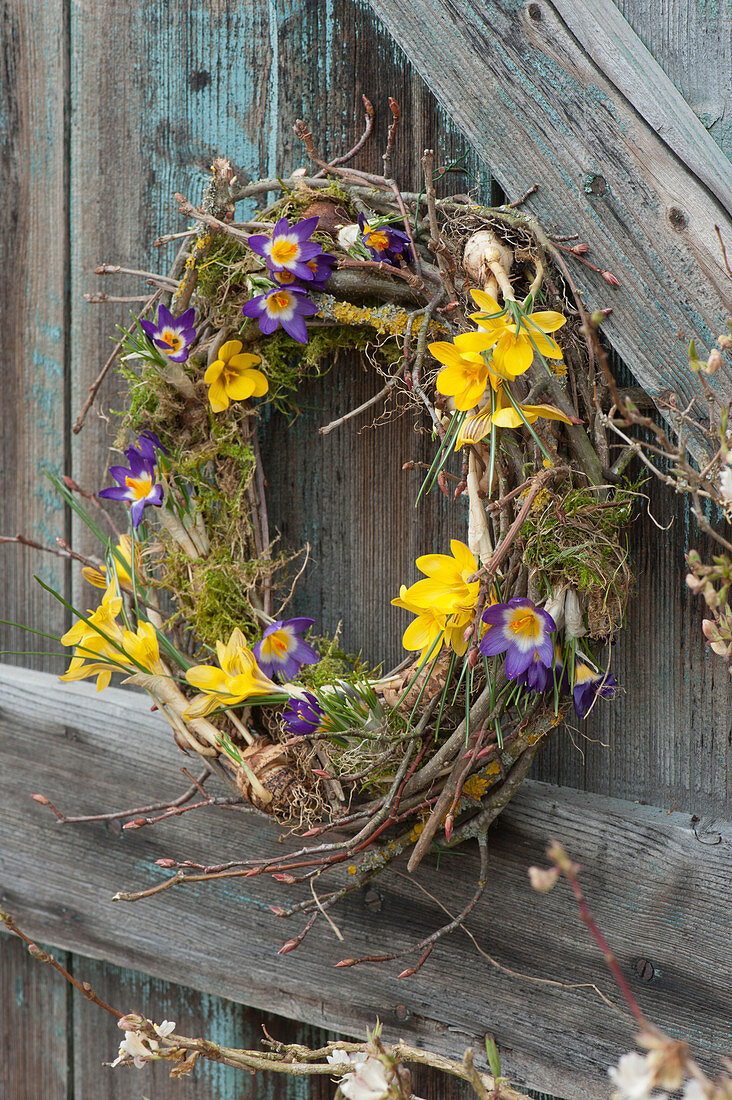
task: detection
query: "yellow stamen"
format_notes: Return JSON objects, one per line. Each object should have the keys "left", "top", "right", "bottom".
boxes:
{"left": 509, "top": 609, "right": 541, "bottom": 640}
{"left": 365, "top": 227, "right": 389, "bottom": 251}
{"left": 125, "top": 474, "right": 152, "bottom": 500}
{"left": 160, "top": 330, "right": 183, "bottom": 352}
{"left": 270, "top": 239, "right": 299, "bottom": 265}
{"left": 267, "top": 291, "right": 292, "bottom": 314}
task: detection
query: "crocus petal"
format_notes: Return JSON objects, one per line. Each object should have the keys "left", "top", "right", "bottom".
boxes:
{"left": 504, "top": 645, "right": 535, "bottom": 679}
{"left": 479, "top": 625, "right": 509, "bottom": 657}
{"left": 281, "top": 313, "right": 309, "bottom": 343}
{"left": 207, "top": 376, "right": 230, "bottom": 412}
{"left": 526, "top": 310, "right": 566, "bottom": 334}
{"left": 470, "top": 289, "right": 504, "bottom": 315}
{"left": 241, "top": 296, "right": 266, "bottom": 318}
{"left": 494, "top": 332, "right": 534, "bottom": 376}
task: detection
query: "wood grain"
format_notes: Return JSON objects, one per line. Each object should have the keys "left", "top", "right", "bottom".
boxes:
{"left": 1, "top": 664, "right": 730, "bottom": 1100}
{"left": 364, "top": 0, "right": 732, "bottom": 445}
{"left": 0, "top": 932, "right": 69, "bottom": 1099}
{"left": 3, "top": 0, "right": 732, "bottom": 1096}
{"left": 0, "top": 0, "right": 69, "bottom": 670}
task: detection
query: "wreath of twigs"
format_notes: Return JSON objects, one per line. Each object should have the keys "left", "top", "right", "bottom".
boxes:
{"left": 13, "top": 98, "right": 732, "bottom": 976}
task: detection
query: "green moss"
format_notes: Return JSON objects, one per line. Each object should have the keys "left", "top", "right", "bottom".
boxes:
{"left": 521, "top": 480, "right": 638, "bottom": 636}
{"left": 295, "top": 632, "right": 375, "bottom": 689}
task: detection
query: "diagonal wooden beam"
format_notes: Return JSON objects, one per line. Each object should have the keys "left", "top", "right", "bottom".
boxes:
{"left": 365, "top": 0, "right": 732, "bottom": 446}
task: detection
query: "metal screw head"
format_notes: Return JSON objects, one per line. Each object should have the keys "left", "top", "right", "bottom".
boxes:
{"left": 394, "top": 1004, "right": 411, "bottom": 1021}
{"left": 634, "top": 958, "right": 655, "bottom": 982}
{"left": 363, "top": 888, "right": 382, "bottom": 913}
{"left": 528, "top": 2, "right": 542, "bottom": 19}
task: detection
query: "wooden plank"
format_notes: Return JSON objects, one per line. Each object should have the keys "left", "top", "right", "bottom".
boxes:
{"left": 69, "top": 955, "right": 333, "bottom": 1100}
{"left": 0, "top": 0, "right": 69, "bottom": 670}
{"left": 67, "top": 0, "right": 274, "bottom": 601}
{"left": 535, "top": 458, "right": 732, "bottom": 819}
{"left": 0, "top": 931, "right": 69, "bottom": 1099}
{"left": 613, "top": 0, "right": 732, "bottom": 158}
{"left": 1, "top": 665, "right": 730, "bottom": 1100}
{"left": 363, "top": 0, "right": 732, "bottom": 438}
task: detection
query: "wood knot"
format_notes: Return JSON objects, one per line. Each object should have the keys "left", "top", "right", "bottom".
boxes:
{"left": 668, "top": 206, "right": 688, "bottom": 231}
{"left": 528, "top": 2, "right": 542, "bottom": 19}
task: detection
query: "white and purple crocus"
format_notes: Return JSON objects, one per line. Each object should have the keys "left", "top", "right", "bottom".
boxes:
{"left": 247, "top": 216, "right": 322, "bottom": 281}
{"left": 253, "top": 617, "right": 319, "bottom": 681}
{"left": 281, "top": 692, "right": 325, "bottom": 738}
{"left": 242, "top": 216, "right": 335, "bottom": 343}
{"left": 241, "top": 287, "right": 316, "bottom": 343}
{"left": 357, "top": 213, "right": 411, "bottom": 266}
{"left": 480, "top": 597, "right": 556, "bottom": 680}
{"left": 99, "top": 435, "right": 164, "bottom": 529}
{"left": 569, "top": 659, "right": 617, "bottom": 719}
{"left": 140, "top": 305, "right": 196, "bottom": 362}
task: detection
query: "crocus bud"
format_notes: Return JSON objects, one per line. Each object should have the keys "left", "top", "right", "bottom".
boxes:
{"left": 564, "top": 588, "right": 586, "bottom": 638}
{"left": 337, "top": 223, "right": 360, "bottom": 250}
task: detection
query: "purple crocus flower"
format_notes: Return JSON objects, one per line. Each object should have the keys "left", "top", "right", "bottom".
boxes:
{"left": 140, "top": 304, "right": 196, "bottom": 362}
{"left": 247, "top": 216, "right": 322, "bottom": 280}
{"left": 241, "top": 287, "right": 316, "bottom": 343}
{"left": 253, "top": 617, "right": 319, "bottom": 681}
{"left": 570, "top": 660, "right": 617, "bottom": 719}
{"left": 515, "top": 651, "right": 552, "bottom": 693}
{"left": 480, "top": 597, "right": 556, "bottom": 680}
{"left": 133, "top": 430, "right": 167, "bottom": 464}
{"left": 357, "top": 213, "right": 411, "bottom": 266}
{"left": 281, "top": 693, "right": 325, "bottom": 738}
{"left": 272, "top": 251, "right": 337, "bottom": 289}
{"left": 98, "top": 448, "right": 163, "bottom": 528}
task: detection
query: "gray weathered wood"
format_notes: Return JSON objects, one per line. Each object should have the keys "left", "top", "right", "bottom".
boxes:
{"left": 0, "top": 0, "right": 69, "bottom": 670}
{"left": 1, "top": 664, "right": 730, "bottom": 1100}
{"left": 364, "top": 0, "right": 732, "bottom": 439}
{"left": 0, "top": 932, "right": 69, "bottom": 1099}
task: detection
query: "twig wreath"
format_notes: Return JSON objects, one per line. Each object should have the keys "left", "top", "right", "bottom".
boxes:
{"left": 11, "top": 98, "right": 732, "bottom": 974}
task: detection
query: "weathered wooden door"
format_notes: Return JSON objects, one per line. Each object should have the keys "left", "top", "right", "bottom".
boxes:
{"left": 1, "top": 2, "right": 730, "bottom": 1098}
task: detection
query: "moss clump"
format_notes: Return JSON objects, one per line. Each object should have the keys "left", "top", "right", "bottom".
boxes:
{"left": 521, "top": 482, "right": 637, "bottom": 636}
{"left": 159, "top": 544, "right": 287, "bottom": 652}
{"left": 295, "top": 632, "right": 375, "bottom": 689}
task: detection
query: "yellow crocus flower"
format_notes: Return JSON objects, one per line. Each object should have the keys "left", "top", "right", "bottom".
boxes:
{"left": 82, "top": 535, "right": 139, "bottom": 591}
{"left": 204, "top": 340, "right": 268, "bottom": 413}
{"left": 184, "top": 627, "right": 277, "bottom": 718}
{"left": 399, "top": 540, "right": 480, "bottom": 618}
{"left": 455, "top": 382, "right": 577, "bottom": 448}
{"left": 392, "top": 585, "right": 449, "bottom": 663}
{"left": 428, "top": 332, "right": 496, "bottom": 410}
{"left": 59, "top": 580, "right": 127, "bottom": 691}
{"left": 469, "top": 289, "right": 566, "bottom": 378}
{"left": 122, "top": 621, "right": 165, "bottom": 676}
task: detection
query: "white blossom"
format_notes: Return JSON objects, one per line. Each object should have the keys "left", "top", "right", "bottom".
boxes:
{"left": 328, "top": 1048, "right": 365, "bottom": 1067}
{"left": 719, "top": 465, "right": 732, "bottom": 504}
{"left": 111, "top": 1020, "right": 176, "bottom": 1070}
{"left": 339, "top": 1055, "right": 390, "bottom": 1100}
{"left": 153, "top": 1020, "right": 176, "bottom": 1039}
{"left": 682, "top": 1080, "right": 709, "bottom": 1100}
{"left": 608, "top": 1053, "right": 657, "bottom": 1100}
{"left": 111, "top": 1030, "right": 154, "bottom": 1069}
